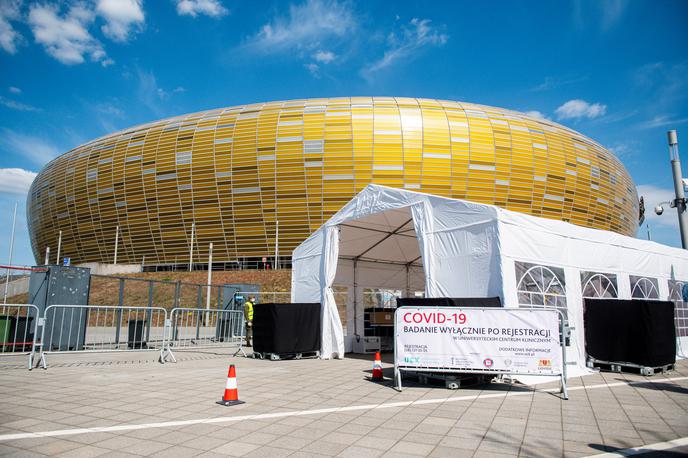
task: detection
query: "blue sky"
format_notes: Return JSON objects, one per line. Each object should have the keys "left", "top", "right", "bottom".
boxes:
{"left": 0, "top": 0, "right": 687, "bottom": 266}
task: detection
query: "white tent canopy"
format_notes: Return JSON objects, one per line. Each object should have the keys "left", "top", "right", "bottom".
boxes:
{"left": 291, "top": 185, "right": 688, "bottom": 378}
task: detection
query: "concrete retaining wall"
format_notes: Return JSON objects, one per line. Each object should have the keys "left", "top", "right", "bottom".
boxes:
{"left": 77, "top": 263, "right": 142, "bottom": 275}
{"left": 3, "top": 275, "right": 30, "bottom": 297}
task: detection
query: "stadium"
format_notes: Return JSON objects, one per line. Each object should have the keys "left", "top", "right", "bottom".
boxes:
{"left": 27, "top": 97, "right": 639, "bottom": 268}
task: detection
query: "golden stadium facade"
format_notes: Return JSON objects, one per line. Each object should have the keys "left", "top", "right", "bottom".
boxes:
{"left": 28, "top": 97, "right": 639, "bottom": 266}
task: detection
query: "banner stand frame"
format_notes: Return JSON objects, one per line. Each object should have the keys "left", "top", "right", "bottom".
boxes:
{"left": 393, "top": 307, "right": 569, "bottom": 400}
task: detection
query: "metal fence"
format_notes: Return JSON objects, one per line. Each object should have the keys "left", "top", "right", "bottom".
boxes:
{"left": 38, "top": 305, "right": 170, "bottom": 369}
{"left": 167, "top": 308, "right": 246, "bottom": 361}
{"left": 232, "top": 291, "right": 291, "bottom": 307}
{"left": 0, "top": 304, "right": 40, "bottom": 369}
{"left": 2, "top": 280, "right": 317, "bottom": 370}
{"left": 144, "top": 256, "right": 293, "bottom": 272}
{"left": 90, "top": 275, "right": 225, "bottom": 313}
{"left": 88, "top": 274, "right": 296, "bottom": 316}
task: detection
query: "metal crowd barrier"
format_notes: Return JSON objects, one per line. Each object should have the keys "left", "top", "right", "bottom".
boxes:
{"left": 37, "top": 305, "right": 171, "bottom": 369}
{"left": 166, "top": 308, "right": 246, "bottom": 362}
{"left": 0, "top": 304, "right": 40, "bottom": 369}
{"left": 6, "top": 303, "right": 250, "bottom": 370}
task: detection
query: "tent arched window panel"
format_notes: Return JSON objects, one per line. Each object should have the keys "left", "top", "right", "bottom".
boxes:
{"left": 581, "top": 272, "right": 619, "bottom": 299}
{"left": 515, "top": 262, "right": 568, "bottom": 318}
{"left": 668, "top": 280, "right": 688, "bottom": 338}
{"left": 630, "top": 275, "right": 660, "bottom": 299}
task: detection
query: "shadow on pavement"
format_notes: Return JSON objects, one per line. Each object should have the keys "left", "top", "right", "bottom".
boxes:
{"left": 627, "top": 381, "right": 688, "bottom": 395}
{"left": 588, "top": 443, "right": 688, "bottom": 456}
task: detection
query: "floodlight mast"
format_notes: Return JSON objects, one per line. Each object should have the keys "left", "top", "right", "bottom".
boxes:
{"left": 668, "top": 130, "right": 688, "bottom": 249}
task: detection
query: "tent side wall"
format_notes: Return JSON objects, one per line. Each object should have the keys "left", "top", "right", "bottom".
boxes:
{"left": 497, "top": 212, "right": 688, "bottom": 368}
{"left": 291, "top": 229, "right": 325, "bottom": 304}
{"left": 422, "top": 216, "right": 503, "bottom": 301}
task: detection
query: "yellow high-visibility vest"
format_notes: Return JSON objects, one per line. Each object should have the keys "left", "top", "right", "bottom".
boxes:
{"left": 244, "top": 301, "right": 254, "bottom": 321}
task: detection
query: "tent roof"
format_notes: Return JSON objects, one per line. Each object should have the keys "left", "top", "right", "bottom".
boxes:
{"left": 338, "top": 206, "right": 421, "bottom": 266}
{"left": 293, "top": 184, "right": 688, "bottom": 267}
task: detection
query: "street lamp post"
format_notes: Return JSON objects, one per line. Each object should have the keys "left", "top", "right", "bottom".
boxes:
{"left": 668, "top": 130, "right": 688, "bottom": 249}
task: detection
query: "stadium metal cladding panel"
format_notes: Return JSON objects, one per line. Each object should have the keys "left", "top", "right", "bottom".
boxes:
{"left": 28, "top": 97, "right": 639, "bottom": 266}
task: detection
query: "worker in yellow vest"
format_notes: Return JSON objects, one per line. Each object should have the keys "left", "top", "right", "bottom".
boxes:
{"left": 243, "top": 296, "right": 255, "bottom": 347}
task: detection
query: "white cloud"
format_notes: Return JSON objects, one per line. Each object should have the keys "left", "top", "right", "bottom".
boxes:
{"left": 554, "top": 99, "right": 607, "bottom": 120}
{"left": 524, "top": 110, "right": 547, "bottom": 120}
{"left": 608, "top": 143, "right": 631, "bottom": 158}
{"left": 633, "top": 62, "right": 664, "bottom": 89}
{"left": 633, "top": 62, "right": 687, "bottom": 126}
{"left": 637, "top": 184, "right": 679, "bottom": 229}
{"left": 530, "top": 75, "right": 588, "bottom": 92}
{"left": 0, "top": 0, "right": 22, "bottom": 54}
{"left": 304, "top": 62, "right": 320, "bottom": 77}
{"left": 94, "top": 102, "right": 125, "bottom": 118}
{"left": 573, "top": 0, "right": 629, "bottom": 31}
{"left": 0, "top": 96, "right": 41, "bottom": 112}
{"left": 313, "top": 50, "right": 335, "bottom": 63}
{"left": 601, "top": 0, "right": 628, "bottom": 30}
{"left": 640, "top": 115, "right": 688, "bottom": 130}
{"left": 597, "top": 109, "right": 638, "bottom": 124}
{"left": 8, "top": 86, "right": 21, "bottom": 94}
{"left": 248, "top": 0, "right": 355, "bottom": 52}
{"left": 0, "top": 168, "right": 37, "bottom": 195}
{"left": 176, "top": 0, "right": 228, "bottom": 18}
{"left": 28, "top": 3, "right": 110, "bottom": 66}
{"left": 96, "top": 0, "right": 145, "bottom": 42}
{"left": 361, "top": 18, "right": 448, "bottom": 78}
{"left": 136, "top": 69, "right": 183, "bottom": 115}
{"left": 87, "top": 101, "right": 125, "bottom": 133}
{"left": 0, "top": 128, "right": 60, "bottom": 166}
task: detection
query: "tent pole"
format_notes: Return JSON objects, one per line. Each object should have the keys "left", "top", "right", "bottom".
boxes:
{"left": 405, "top": 264, "right": 410, "bottom": 298}
{"left": 353, "top": 259, "right": 358, "bottom": 337}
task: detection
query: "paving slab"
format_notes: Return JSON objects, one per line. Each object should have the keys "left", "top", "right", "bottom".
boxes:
{"left": 0, "top": 350, "right": 686, "bottom": 457}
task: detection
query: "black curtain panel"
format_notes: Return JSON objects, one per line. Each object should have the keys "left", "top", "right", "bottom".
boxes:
{"left": 253, "top": 303, "right": 321, "bottom": 354}
{"left": 396, "top": 297, "right": 502, "bottom": 308}
{"left": 584, "top": 299, "right": 676, "bottom": 367}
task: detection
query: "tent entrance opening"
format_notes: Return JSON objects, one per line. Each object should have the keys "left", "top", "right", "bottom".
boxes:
{"left": 333, "top": 206, "right": 425, "bottom": 353}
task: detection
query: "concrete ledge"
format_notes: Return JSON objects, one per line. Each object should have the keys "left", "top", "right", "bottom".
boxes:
{"left": 76, "top": 262, "right": 142, "bottom": 275}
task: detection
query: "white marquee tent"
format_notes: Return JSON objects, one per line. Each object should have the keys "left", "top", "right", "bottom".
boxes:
{"left": 291, "top": 184, "right": 688, "bottom": 378}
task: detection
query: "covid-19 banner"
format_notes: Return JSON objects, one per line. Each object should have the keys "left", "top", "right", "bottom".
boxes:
{"left": 395, "top": 307, "right": 562, "bottom": 375}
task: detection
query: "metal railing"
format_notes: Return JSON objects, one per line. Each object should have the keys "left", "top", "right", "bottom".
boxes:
{"left": 144, "top": 257, "right": 293, "bottom": 272}
{"left": 0, "top": 304, "right": 40, "bottom": 369}
{"left": 232, "top": 291, "right": 291, "bottom": 306}
{"left": 90, "top": 275, "right": 227, "bottom": 312}
{"left": 38, "top": 305, "right": 170, "bottom": 369}
{"left": 167, "top": 308, "right": 246, "bottom": 361}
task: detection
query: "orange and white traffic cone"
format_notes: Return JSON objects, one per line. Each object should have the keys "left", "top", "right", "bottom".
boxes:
{"left": 217, "top": 364, "right": 245, "bottom": 406}
{"left": 371, "top": 351, "right": 383, "bottom": 381}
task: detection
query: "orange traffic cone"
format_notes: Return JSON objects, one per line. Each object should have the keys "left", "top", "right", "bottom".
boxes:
{"left": 217, "top": 364, "right": 245, "bottom": 406}
{"left": 371, "top": 351, "right": 383, "bottom": 381}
